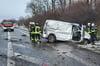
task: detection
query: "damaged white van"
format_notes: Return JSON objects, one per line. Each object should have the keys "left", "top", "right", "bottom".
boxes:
{"left": 43, "top": 20, "right": 90, "bottom": 43}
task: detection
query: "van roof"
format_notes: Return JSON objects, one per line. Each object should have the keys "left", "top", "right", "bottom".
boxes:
{"left": 46, "top": 20, "right": 79, "bottom": 25}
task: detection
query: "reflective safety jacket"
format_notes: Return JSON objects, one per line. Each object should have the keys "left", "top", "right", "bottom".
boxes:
{"left": 92, "top": 25, "right": 98, "bottom": 33}
{"left": 91, "top": 26, "right": 96, "bottom": 33}
{"left": 31, "top": 26, "right": 41, "bottom": 34}
{"left": 87, "top": 27, "right": 91, "bottom": 34}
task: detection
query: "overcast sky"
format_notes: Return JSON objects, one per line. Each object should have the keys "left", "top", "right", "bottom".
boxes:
{"left": 0, "top": 0, "right": 30, "bottom": 21}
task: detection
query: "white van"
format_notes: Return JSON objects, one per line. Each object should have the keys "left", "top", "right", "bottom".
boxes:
{"left": 43, "top": 20, "right": 90, "bottom": 43}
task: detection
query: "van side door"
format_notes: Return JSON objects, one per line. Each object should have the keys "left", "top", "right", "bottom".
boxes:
{"left": 72, "top": 25, "right": 83, "bottom": 41}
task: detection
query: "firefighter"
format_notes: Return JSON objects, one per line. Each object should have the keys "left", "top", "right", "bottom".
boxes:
{"left": 87, "top": 23, "right": 91, "bottom": 35}
{"left": 34, "top": 22, "right": 41, "bottom": 41}
{"left": 29, "top": 22, "right": 35, "bottom": 40}
{"left": 87, "top": 23, "right": 92, "bottom": 44}
{"left": 91, "top": 22, "right": 98, "bottom": 40}
{"left": 31, "top": 22, "right": 41, "bottom": 42}
{"left": 91, "top": 22, "right": 97, "bottom": 44}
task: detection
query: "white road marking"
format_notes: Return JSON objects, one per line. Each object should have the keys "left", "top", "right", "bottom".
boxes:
{"left": 7, "top": 32, "right": 15, "bottom": 66}
{"left": 13, "top": 43, "right": 29, "bottom": 48}
{"left": 14, "top": 52, "right": 43, "bottom": 65}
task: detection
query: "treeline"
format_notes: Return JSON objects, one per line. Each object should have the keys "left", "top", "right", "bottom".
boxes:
{"left": 17, "top": 0, "right": 100, "bottom": 30}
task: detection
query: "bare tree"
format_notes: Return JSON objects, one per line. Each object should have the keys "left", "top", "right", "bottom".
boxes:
{"left": 86, "top": 0, "right": 89, "bottom": 4}
{"left": 26, "top": 0, "right": 47, "bottom": 15}
{"left": 43, "top": 0, "right": 50, "bottom": 11}
{"left": 51, "top": 0, "right": 56, "bottom": 13}
{"left": 57, "top": 0, "right": 66, "bottom": 11}
{"left": 69, "top": 0, "right": 72, "bottom": 6}
{"left": 26, "top": 1, "right": 38, "bottom": 15}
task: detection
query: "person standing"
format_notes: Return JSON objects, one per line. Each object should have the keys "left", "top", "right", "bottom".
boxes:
{"left": 91, "top": 22, "right": 97, "bottom": 44}
{"left": 87, "top": 23, "right": 92, "bottom": 44}
{"left": 34, "top": 22, "right": 41, "bottom": 41}
{"left": 28, "top": 22, "right": 35, "bottom": 40}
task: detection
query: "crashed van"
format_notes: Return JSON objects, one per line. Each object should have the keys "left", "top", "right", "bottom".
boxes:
{"left": 42, "top": 20, "right": 90, "bottom": 43}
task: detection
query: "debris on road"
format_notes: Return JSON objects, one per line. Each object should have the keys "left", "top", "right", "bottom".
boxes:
{"left": 78, "top": 42, "right": 100, "bottom": 54}
{"left": 62, "top": 52, "right": 67, "bottom": 54}
{"left": 21, "top": 34, "right": 27, "bottom": 37}
{"left": 0, "top": 55, "right": 2, "bottom": 56}
{"left": 4, "top": 38, "right": 8, "bottom": 40}
{"left": 10, "top": 39, "right": 18, "bottom": 42}
{"left": 25, "top": 41, "right": 30, "bottom": 44}
{"left": 19, "top": 39, "right": 22, "bottom": 41}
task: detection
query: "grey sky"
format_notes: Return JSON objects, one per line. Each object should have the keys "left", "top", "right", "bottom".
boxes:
{"left": 0, "top": 0, "right": 30, "bottom": 21}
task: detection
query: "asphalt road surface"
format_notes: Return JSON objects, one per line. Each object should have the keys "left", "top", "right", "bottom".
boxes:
{"left": 0, "top": 27, "right": 100, "bottom": 66}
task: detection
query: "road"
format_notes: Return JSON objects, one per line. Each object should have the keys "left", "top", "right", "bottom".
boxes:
{"left": 0, "top": 27, "right": 100, "bottom": 66}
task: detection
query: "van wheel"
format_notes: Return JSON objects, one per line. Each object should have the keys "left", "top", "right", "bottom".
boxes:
{"left": 48, "top": 35, "right": 56, "bottom": 43}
